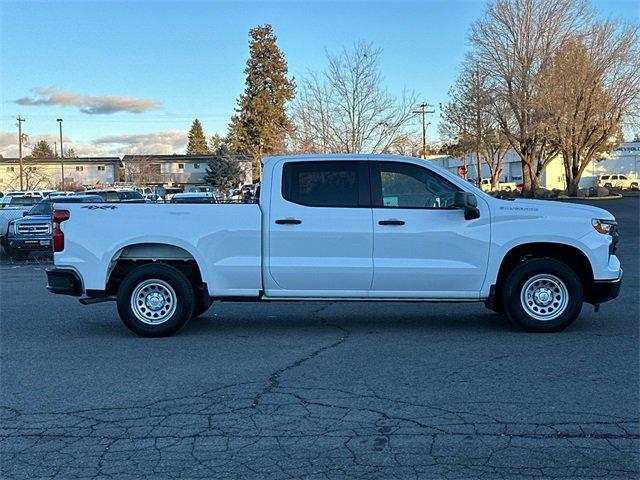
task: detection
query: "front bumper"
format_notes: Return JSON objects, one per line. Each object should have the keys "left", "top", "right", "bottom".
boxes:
{"left": 589, "top": 269, "right": 623, "bottom": 305}
{"left": 46, "top": 268, "right": 83, "bottom": 296}
{"left": 6, "top": 236, "right": 52, "bottom": 252}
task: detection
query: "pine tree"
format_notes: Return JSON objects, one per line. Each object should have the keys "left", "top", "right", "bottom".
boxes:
{"left": 186, "top": 119, "right": 211, "bottom": 155}
{"left": 30, "top": 140, "right": 55, "bottom": 158}
{"left": 204, "top": 142, "right": 242, "bottom": 190}
{"left": 229, "top": 24, "right": 295, "bottom": 180}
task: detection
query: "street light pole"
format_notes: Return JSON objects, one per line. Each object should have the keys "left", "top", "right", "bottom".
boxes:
{"left": 17, "top": 117, "right": 25, "bottom": 190}
{"left": 57, "top": 118, "right": 64, "bottom": 189}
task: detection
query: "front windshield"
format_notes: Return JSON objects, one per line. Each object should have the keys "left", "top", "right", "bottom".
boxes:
{"left": 28, "top": 201, "right": 53, "bottom": 216}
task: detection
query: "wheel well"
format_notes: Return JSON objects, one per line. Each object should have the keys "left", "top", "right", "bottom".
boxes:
{"left": 106, "top": 244, "right": 206, "bottom": 298}
{"left": 493, "top": 243, "right": 594, "bottom": 310}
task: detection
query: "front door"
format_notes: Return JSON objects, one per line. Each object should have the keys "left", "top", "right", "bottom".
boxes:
{"left": 369, "top": 160, "right": 490, "bottom": 298}
{"left": 267, "top": 159, "right": 373, "bottom": 296}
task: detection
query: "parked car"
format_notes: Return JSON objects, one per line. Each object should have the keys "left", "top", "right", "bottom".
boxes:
{"left": 188, "top": 186, "right": 224, "bottom": 201}
{"left": 2, "top": 195, "right": 103, "bottom": 260}
{"left": 226, "top": 188, "right": 243, "bottom": 202}
{"left": 170, "top": 192, "right": 217, "bottom": 204}
{"left": 46, "top": 154, "right": 621, "bottom": 337}
{"left": 597, "top": 174, "right": 639, "bottom": 190}
{"left": 478, "top": 178, "right": 518, "bottom": 192}
{"left": 0, "top": 194, "right": 40, "bottom": 241}
{"left": 1, "top": 193, "right": 41, "bottom": 207}
{"left": 46, "top": 191, "right": 80, "bottom": 197}
{"left": 84, "top": 189, "right": 145, "bottom": 202}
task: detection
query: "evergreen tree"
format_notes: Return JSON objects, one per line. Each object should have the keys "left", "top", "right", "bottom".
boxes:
{"left": 186, "top": 119, "right": 211, "bottom": 155}
{"left": 30, "top": 140, "right": 55, "bottom": 158}
{"left": 204, "top": 142, "right": 242, "bottom": 190}
{"left": 228, "top": 24, "right": 295, "bottom": 180}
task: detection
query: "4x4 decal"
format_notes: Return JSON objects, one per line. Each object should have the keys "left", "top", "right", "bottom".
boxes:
{"left": 81, "top": 205, "right": 117, "bottom": 210}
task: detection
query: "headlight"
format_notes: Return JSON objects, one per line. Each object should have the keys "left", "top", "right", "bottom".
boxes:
{"left": 592, "top": 218, "right": 617, "bottom": 235}
{"left": 8, "top": 221, "right": 16, "bottom": 234}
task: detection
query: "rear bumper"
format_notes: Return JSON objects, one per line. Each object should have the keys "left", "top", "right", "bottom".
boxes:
{"left": 589, "top": 269, "right": 623, "bottom": 305}
{"left": 46, "top": 268, "right": 83, "bottom": 296}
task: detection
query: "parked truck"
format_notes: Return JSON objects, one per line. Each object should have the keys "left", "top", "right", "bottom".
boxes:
{"left": 46, "top": 154, "right": 622, "bottom": 337}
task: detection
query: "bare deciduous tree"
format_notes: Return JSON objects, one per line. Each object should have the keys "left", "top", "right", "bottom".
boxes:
{"left": 469, "top": 0, "right": 589, "bottom": 196}
{"left": 124, "top": 157, "right": 161, "bottom": 185}
{"left": 440, "top": 61, "right": 510, "bottom": 190}
{"left": 291, "top": 42, "right": 418, "bottom": 154}
{"left": 6, "top": 166, "right": 53, "bottom": 190}
{"left": 538, "top": 21, "right": 640, "bottom": 195}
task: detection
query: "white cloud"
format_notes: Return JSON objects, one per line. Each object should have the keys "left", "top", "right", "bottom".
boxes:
{"left": 15, "top": 87, "right": 160, "bottom": 114}
{"left": 0, "top": 130, "right": 187, "bottom": 157}
{"left": 92, "top": 131, "right": 187, "bottom": 155}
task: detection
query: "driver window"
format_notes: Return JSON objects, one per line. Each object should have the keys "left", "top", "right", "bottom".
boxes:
{"left": 376, "top": 161, "right": 458, "bottom": 208}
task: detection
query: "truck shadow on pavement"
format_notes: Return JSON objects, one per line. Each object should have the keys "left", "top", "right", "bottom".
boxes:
{"left": 75, "top": 305, "right": 526, "bottom": 338}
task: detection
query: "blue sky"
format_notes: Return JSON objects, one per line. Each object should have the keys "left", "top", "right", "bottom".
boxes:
{"left": 1, "top": 0, "right": 637, "bottom": 156}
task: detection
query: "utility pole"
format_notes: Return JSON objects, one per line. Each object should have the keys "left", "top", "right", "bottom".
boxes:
{"left": 57, "top": 118, "right": 64, "bottom": 189}
{"left": 17, "top": 117, "right": 25, "bottom": 190}
{"left": 412, "top": 103, "right": 435, "bottom": 159}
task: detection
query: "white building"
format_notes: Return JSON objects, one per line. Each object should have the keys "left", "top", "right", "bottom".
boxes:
{"left": 122, "top": 155, "right": 253, "bottom": 188}
{"left": 429, "top": 141, "right": 639, "bottom": 189}
{"left": 0, "top": 157, "right": 121, "bottom": 192}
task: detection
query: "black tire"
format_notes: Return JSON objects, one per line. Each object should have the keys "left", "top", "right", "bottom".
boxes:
{"left": 604, "top": 183, "right": 612, "bottom": 188}
{"left": 501, "top": 258, "right": 583, "bottom": 332}
{"left": 8, "top": 249, "right": 29, "bottom": 261}
{"left": 630, "top": 182, "right": 638, "bottom": 191}
{"left": 116, "top": 264, "right": 195, "bottom": 337}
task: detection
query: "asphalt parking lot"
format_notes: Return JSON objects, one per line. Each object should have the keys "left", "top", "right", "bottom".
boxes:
{"left": 1, "top": 196, "right": 638, "bottom": 479}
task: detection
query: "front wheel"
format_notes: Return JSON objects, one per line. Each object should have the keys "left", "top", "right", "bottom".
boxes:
{"left": 117, "top": 264, "right": 195, "bottom": 337}
{"left": 501, "top": 258, "right": 583, "bottom": 332}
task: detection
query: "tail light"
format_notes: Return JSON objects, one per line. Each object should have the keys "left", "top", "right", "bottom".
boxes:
{"left": 52, "top": 209, "right": 70, "bottom": 252}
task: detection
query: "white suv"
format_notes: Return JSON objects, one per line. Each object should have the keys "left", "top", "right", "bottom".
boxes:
{"left": 598, "top": 174, "right": 639, "bottom": 190}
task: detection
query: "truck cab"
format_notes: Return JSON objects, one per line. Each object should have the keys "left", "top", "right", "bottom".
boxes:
{"left": 46, "top": 155, "right": 622, "bottom": 337}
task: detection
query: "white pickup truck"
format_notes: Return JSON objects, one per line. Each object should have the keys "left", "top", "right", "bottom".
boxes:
{"left": 46, "top": 154, "right": 622, "bottom": 337}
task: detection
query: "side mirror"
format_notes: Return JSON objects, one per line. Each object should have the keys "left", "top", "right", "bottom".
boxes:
{"left": 454, "top": 191, "right": 480, "bottom": 220}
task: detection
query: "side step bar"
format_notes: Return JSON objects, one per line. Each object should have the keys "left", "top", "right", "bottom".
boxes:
{"left": 79, "top": 296, "right": 116, "bottom": 305}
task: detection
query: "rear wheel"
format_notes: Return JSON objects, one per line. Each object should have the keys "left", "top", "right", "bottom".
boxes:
{"left": 501, "top": 258, "right": 583, "bottom": 332}
{"left": 116, "top": 264, "right": 194, "bottom": 337}
{"left": 630, "top": 182, "right": 638, "bottom": 191}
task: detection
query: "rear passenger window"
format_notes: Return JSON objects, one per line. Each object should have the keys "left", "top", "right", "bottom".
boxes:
{"left": 282, "top": 161, "right": 360, "bottom": 207}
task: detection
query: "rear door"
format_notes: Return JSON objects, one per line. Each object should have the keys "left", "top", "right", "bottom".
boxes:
{"left": 266, "top": 159, "right": 373, "bottom": 296}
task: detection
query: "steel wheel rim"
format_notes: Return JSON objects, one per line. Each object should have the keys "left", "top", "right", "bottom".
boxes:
{"left": 520, "top": 274, "right": 569, "bottom": 321}
{"left": 130, "top": 279, "right": 177, "bottom": 325}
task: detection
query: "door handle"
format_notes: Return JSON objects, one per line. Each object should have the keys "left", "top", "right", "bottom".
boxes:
{"left": 378, "top": 219, "right": 405, "bottom": 226}
{"left": 275, "top": 218, "right": 302, "bottom": 225}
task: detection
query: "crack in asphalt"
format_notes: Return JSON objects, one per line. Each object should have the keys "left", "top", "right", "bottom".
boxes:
{"left": 2, "top": 303, "right": 639, "bottom": 478}
{"left": 1, "top": 380, "right": 638, "bottom": 479}
{"left": 252, "top": 303, "right": 349, "bottom": 408}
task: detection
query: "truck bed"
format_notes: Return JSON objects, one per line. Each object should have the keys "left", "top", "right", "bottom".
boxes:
{"left": 54, "top": 202, "right": 263, "bottom": 296}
